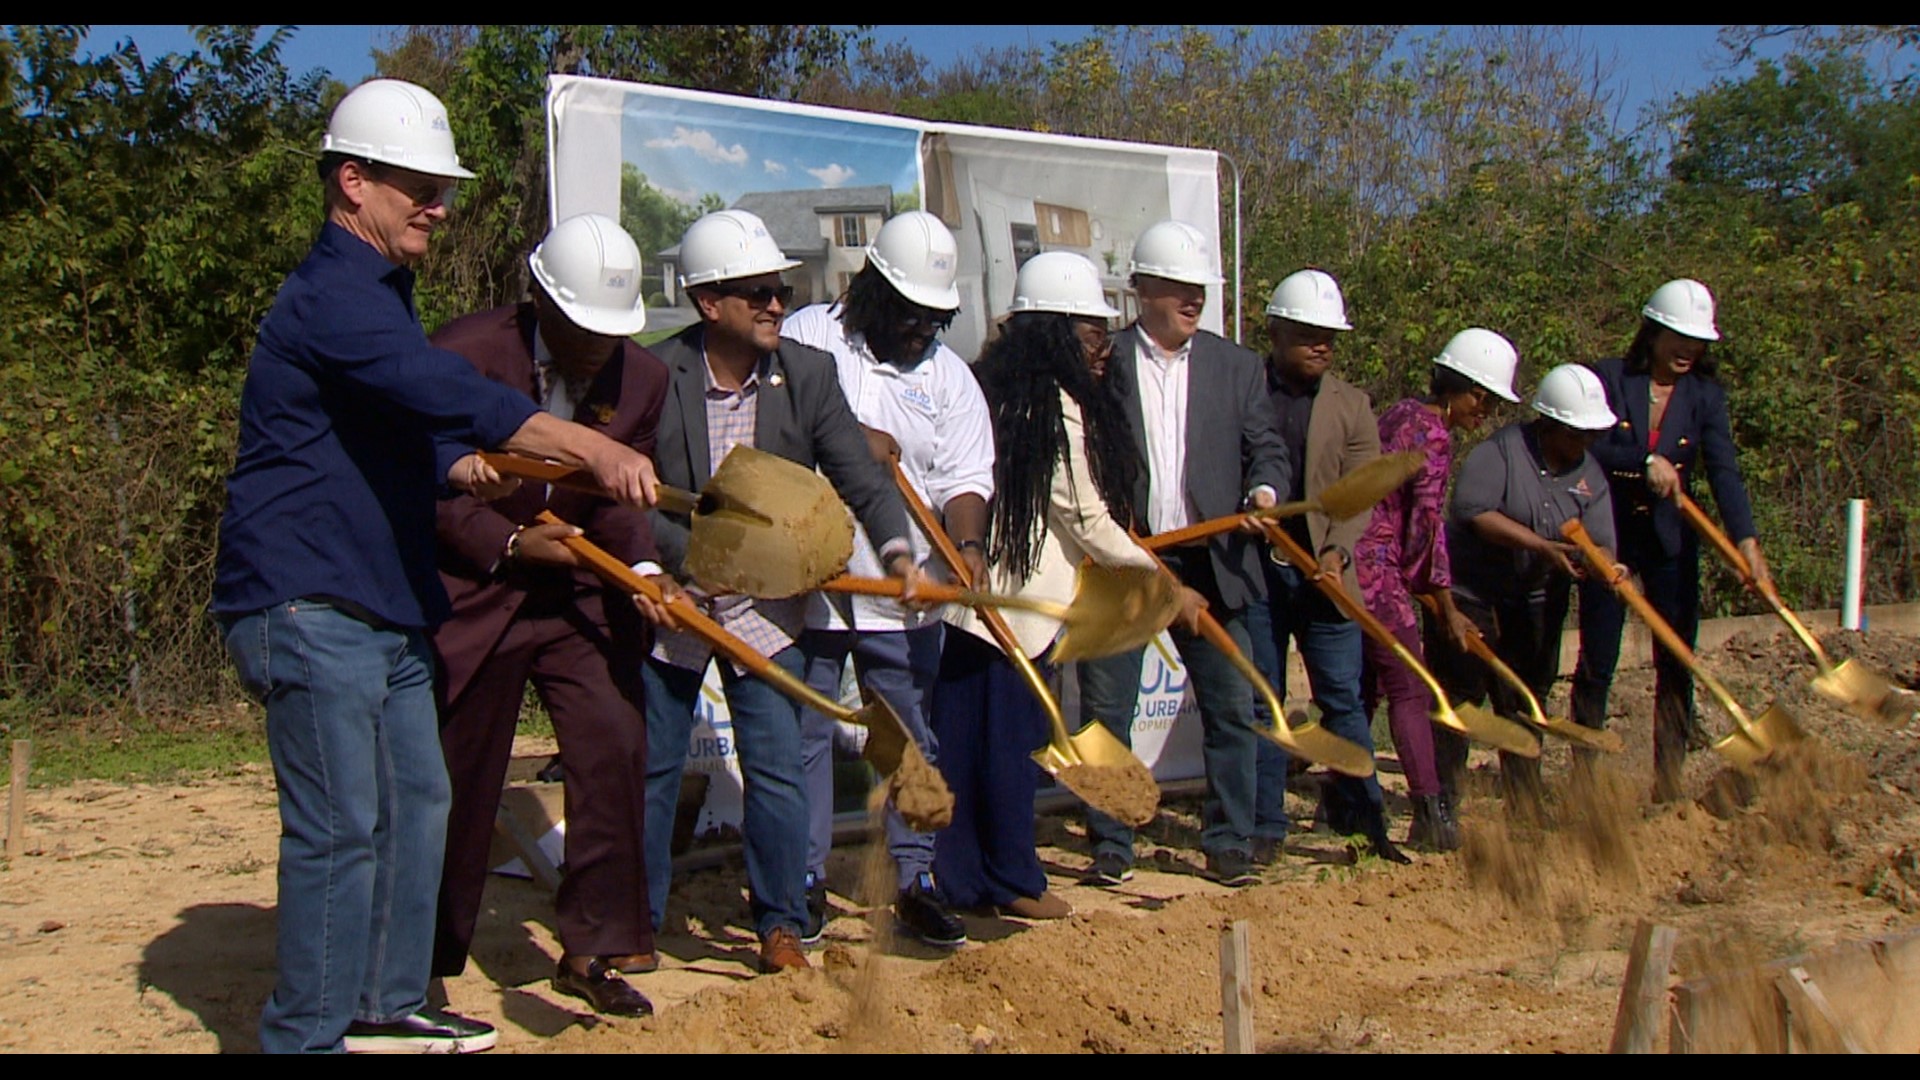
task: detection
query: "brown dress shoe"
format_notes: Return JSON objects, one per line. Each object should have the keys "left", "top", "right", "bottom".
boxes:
{"left": 553, "top": 958, "right": 654, "bottom": 1017}
{"left": 758, "top": 927, "right": 811, "bottom": 974}
{"left": 998, "top": 892, "right": 1072, "bottom": 920}
{"left": 608, "top": 951, "right": 657, "bottom": 974}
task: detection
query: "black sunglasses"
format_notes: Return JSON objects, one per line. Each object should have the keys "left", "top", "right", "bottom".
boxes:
{"left": 900, "top": 307, "right": 956, "bottom": 333}
{"left": 710, "top": 282, "right": 795, "bottom": 308}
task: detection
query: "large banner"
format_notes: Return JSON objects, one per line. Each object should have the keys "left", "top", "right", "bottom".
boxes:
{"left": 544, "top": 75, "right": 1226, "bottom": 839}
{"left": 546, "top": 75, "right": 1225, "bottom": 359}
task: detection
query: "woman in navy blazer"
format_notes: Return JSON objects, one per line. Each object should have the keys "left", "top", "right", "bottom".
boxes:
{"left": 1571, "top": 278, "right": 1773, "bottom": 800}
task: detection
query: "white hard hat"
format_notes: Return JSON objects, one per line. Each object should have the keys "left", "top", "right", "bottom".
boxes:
{"left": 676, "top": 209, "right": 802, "bottom": 289}
{"left": 1265, "top": 269, "right": 1352, "bottom": 331}
{"left": 1532, "top": 363, "right": 1618, "bottom": 431}
{"left": 1128, "top": 220, "right": 1224, "bottom": 286}
{"left": 865, "top": 211, "right": 961, "bottom": 311}
{"left": 1432, "top": 328, "right": 1522, "bottom": 403}
{"left": 1009, "top": 251, "right": 1120, "bottom": 319}
{"left": 322, "top": 79, "right": 474, "bottom": 180}
{"left": 1641, "top": 278, "right": 1720, "bottom": 341}
{"left": 528, "top": 213, "right": 648, "bottom": 337}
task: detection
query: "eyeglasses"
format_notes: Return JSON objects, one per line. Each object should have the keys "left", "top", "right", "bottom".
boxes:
{"left": 710, "top": 282, "right": 795, "bottom": 308}
{"left": 364, "top": 162, "right": 458, "bottom": 209}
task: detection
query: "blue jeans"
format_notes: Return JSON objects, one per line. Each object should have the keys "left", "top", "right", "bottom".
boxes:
{"left": 1080, "top": 610, "right": 1262, "bottom": 862}
{"left": 1249, "top": 563, "right": 1382, "bottom": 839}
{"left": 799, "top": 626, "right": 943, "bottom": 890}
{"left": 222, "top": 599, "right": 448, "bottom": 1054}
{"left": 643, "top": 648, "right": 809, "bottom": 938}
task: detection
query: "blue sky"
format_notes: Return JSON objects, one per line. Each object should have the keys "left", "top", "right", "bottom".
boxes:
{"left": 74, "top": 24, "right": 1841, "bottom": 128}
{"left": 618, "top": 90, "right": 920, "bottom": 207}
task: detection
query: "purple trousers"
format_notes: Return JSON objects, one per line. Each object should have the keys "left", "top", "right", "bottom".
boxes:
{"left": 1361, "top": 620, "right": 1443, "bottom": 798}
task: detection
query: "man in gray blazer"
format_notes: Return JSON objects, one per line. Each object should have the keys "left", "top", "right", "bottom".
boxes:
{"left": 1079, "top": 221, "right": 1288, "bottom": 888}
{"left": 638, "top": 210, "right": 914, "bottom": 974}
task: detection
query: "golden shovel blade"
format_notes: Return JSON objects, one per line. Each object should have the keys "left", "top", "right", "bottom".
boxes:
{"left": 1049, "top": 565, "right": 1185, "bottom": 663}
{"left": 1811, "top": 659, "right": 1917, "bottom": 725}
{"left": 1433, "top": 702, "right": 1542, "bottom": 758}
{"left": 683, "top": 446, "right": 855, "bottom": 599}
{"left": 1314, "top": 450, "right": 1426, "bottom": 521}
{"left": 1035, "top": 720, "right": 1163, "bottom": 827}
{"left": 1710, "top": 701, "right": 1806, "bottom": 772}
{"left": 1537, "top": 715, "right": 1626, "bottom": 754}
{"left": 1264, "top": 710, "right": 1377, "bottom": 779}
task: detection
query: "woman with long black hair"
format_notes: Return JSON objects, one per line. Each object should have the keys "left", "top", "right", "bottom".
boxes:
{"left": 1572, "top": 278, "right": 1771, "bottom": 801}
{"left": 930, "top": 252, "right": 1201, "bottom": 918}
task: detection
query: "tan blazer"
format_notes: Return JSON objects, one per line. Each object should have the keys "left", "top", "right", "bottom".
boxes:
{"left": 945, "top": 393, "right": 1156, "bottom": 658}
{"left": 1294, "top": 372, "right": 1380, "bottom": 600}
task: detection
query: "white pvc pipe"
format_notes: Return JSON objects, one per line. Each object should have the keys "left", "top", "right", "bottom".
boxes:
{"left": 1842, "top": 498, "right": 1867, "bottom": 631}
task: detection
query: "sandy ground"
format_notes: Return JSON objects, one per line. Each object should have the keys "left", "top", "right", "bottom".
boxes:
{"left": 2, "top": 627, "right": 1917, "bottom": 1053}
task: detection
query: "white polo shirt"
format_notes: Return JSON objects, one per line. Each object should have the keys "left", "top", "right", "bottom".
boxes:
{"left": 782, "top": 302, "right": 995, "bottom": 632}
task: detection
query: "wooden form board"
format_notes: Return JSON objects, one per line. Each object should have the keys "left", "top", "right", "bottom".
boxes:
{"left": 1669, "top": 928, "right": 1920, "bottom": 1053}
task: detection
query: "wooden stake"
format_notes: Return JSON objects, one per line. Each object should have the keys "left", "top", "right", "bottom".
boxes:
{"left": 7, "top": 739, "right": 29, "bottom": 858}
{"left": 1775, "top": 965, "right": 1870, "bottom": 1054}
{"left": 1220, "top": 920, "right": 1254, "bottom": 1054}
{"left": 1608, "top": 919, "right": 1678, "bottom": 1053}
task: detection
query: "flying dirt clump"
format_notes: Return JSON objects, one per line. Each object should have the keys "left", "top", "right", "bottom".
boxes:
{"left": 887, "top": 743, "right": 954, "bottom": 832}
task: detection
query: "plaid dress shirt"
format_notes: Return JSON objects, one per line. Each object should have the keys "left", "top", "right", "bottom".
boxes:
{"left": 651, "top": 355, "right": 808, "bottom": 672}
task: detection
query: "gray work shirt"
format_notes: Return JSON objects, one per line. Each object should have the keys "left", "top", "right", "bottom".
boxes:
{"left": 1447, "top": 421, "right": 1616, "bottom": 603}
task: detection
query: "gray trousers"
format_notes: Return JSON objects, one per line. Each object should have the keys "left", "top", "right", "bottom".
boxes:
{"left": 799, "top": 625, "right": 945, "bottom": 890}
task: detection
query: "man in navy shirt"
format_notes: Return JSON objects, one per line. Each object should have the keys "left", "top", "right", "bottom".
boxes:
{"left": 212, "top": 80, "right": 659, "bottom": 1054}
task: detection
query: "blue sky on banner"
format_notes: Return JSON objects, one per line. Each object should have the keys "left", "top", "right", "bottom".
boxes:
{"left": 617, "top": 91, "right": 921, "bottom": 209}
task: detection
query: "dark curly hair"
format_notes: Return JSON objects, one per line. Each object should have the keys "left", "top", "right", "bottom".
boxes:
{"left": 972, "top": 312, "right": 1140, "bottom": 581}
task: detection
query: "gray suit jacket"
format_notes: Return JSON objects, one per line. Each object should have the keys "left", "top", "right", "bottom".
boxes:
{"left": 1109, "top": 325, "right": 1290, "bottom": 611}
{"left": 647, "top": 325, "right": 909, "bottom": 577}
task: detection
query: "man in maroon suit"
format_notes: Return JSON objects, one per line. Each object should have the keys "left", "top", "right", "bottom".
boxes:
{"left": 427, "top": 214, "right": 667, "bottom": 1017}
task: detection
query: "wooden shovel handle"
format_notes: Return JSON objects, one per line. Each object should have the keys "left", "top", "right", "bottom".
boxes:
{"left": 487, "top": 453, "right": 698, "bottom": 515}
{"left": 1559, "top": 519, "right": 1700, "bottom": 667}
{"left": 1138, "top": 514, "right": 1253, "bottom": 551}
{"left": 534, "top": 510, "right": 780, "bottom": 682}
{"left": 890, "top": 464, "right": 1079, "bottom": 752}
{"left": 1674, "top": 491, "right": 1778, "bottom": 602}
{"left": 818, "top": 575, "right": 968, "bottom": 604}
{"left": 1261, "top": 523, "right": 1397, "bottom": 655}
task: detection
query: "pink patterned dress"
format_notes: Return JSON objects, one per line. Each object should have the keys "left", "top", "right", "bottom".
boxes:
{"left": 1355, "top": 398, "right": 1453, "bottom": 631}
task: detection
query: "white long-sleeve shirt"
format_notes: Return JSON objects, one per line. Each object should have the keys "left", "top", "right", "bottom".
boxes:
{"left": 1135, "top": 334, "right": 1194, "bottom": 535}
{"left": 781, "top": 302, "right": 995, "bottom": 632}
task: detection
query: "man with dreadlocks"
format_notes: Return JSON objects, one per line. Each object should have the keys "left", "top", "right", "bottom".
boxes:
{"left": 933, "top": 252, "right": 1207, "bottom": 919}
{"left": 781, "top": 211, "right": 994, "bottom": 949}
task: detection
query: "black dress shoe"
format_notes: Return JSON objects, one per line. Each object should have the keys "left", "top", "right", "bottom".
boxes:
{"left": 1207, "top": 849, "right": 1261, "bottom": 887}
{"left": 342, "top": 1008, "right": 497, "bottom": 1053}
{"left": 553, "top": 958, "right": 654, "bottom": 1017}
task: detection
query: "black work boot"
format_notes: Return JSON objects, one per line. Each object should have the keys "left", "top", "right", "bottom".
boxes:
{"left": 1406, "top": 793, "right": 1460, "bottom": 852}
{"left": 1357, "top": 804, "right": 1412, "bottom": 865}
